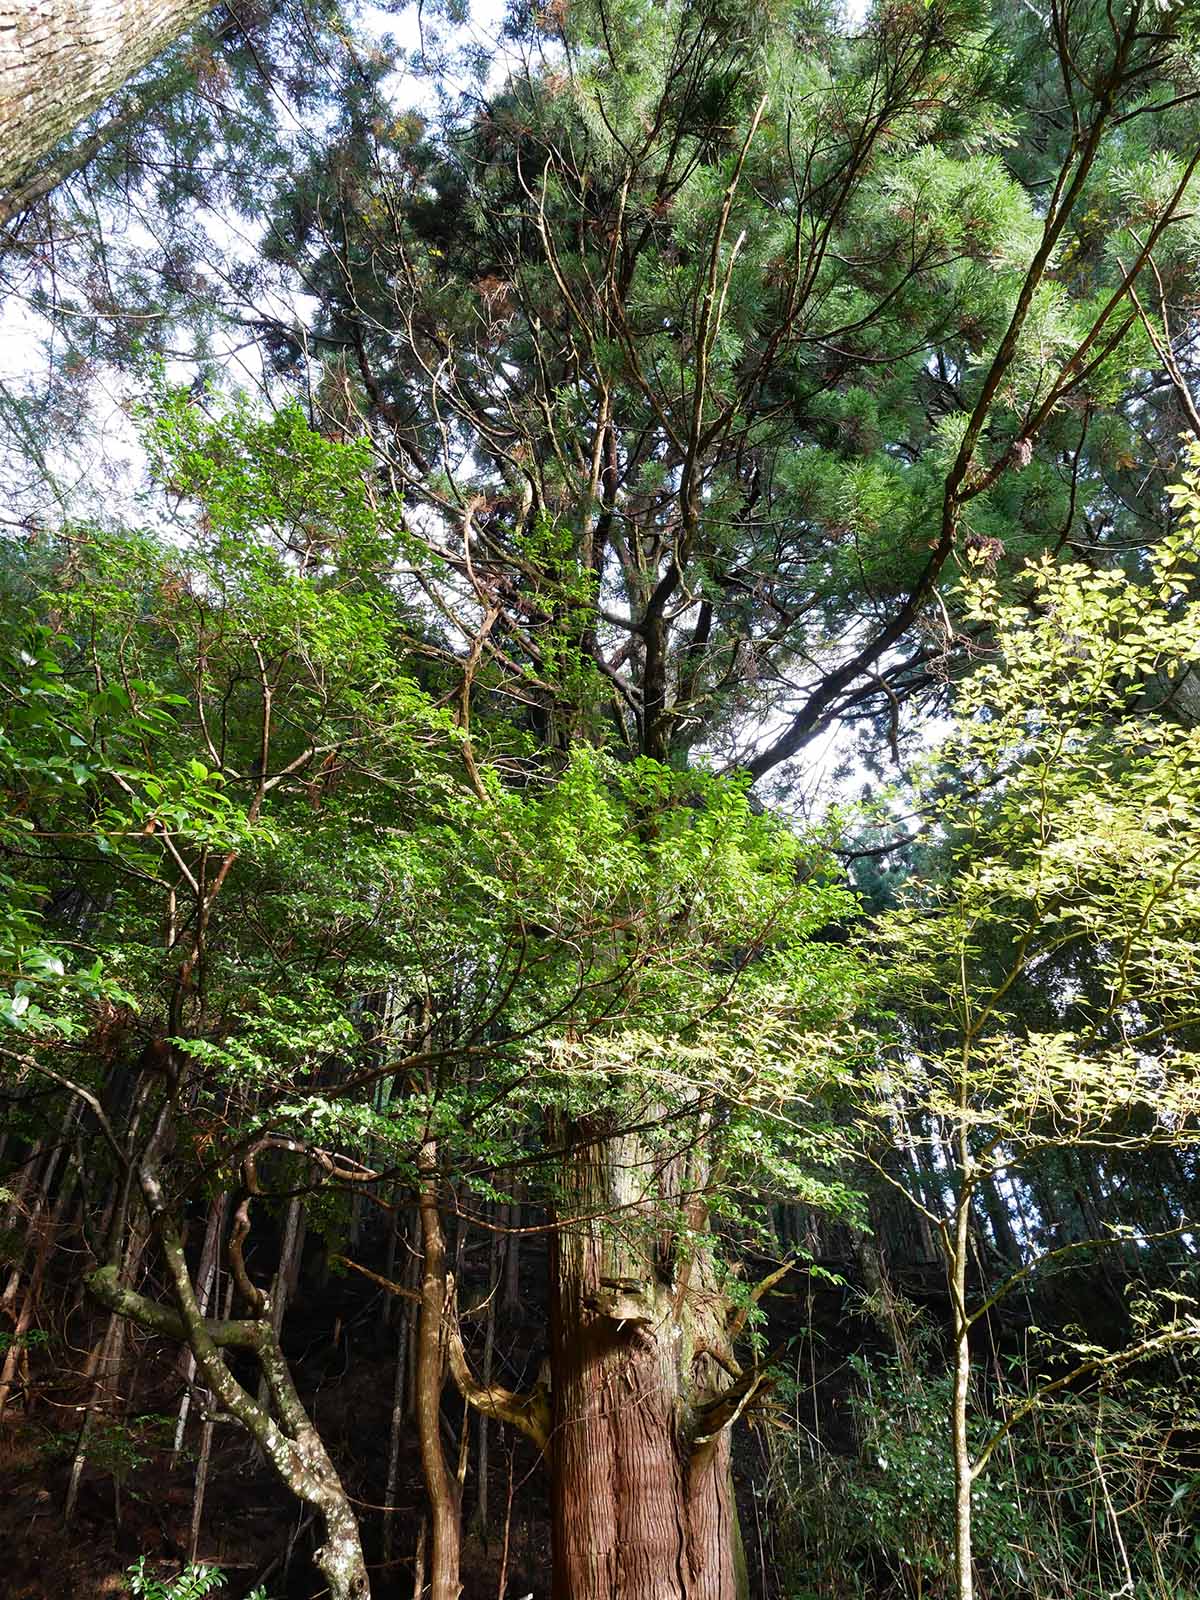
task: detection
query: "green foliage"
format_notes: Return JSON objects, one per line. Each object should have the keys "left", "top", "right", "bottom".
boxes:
{"left": 818, "top": 436, "right": 1200, "bottom": 1598}
{"left": 844, "top": 1357, "right": 1056, "bottom": 1590}
{"left": 0, "top": 385, "right": 864, "bottom": 1280}
{"left": 0, "top": 623, "right": 162, "bottom": 1035}
{"left": 859, "top": 438, "right": 1200, "bottom": 1184}
{"left": 43, "top": 1415, "right": 174, "bottom": 1485}
{"left": 2, "top": 2, "right": 1200, "bottom": 1597}
{"left": 17, "top": 0, "right": 1191, "bottom": 784}
{"left": 0, "top": 1327, "right": 48, "bottom": 1356}
{"left": 772, "top": 1343, "right": 1200, "bottom": 1600}
{"left": 125, "top": 1558, "right": 270, "bottom": 1600}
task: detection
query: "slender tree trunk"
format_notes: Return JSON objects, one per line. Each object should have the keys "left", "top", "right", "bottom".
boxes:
{"left": 90, "top": 1162, "right": 371, "bottom": 1600}
{"left": 1, "top": 1140, "right": 45, "bottom": 1236}
{"left": 1, "top": 1117, "right": 75, "bottom": 1311}
{"left": 503, "top": 1194, "right": 521, "bottom": 1314}
{"left": 416, "top": 1140, "right": 463, "bottom": 1600}
{"left": 174, "top": 1192, "right": 226, "bottom": 1458}
{"left": 382, "top": 1316, "right": 409, "bottom": 1568}
{"left": 258, "top": 1193, "right": 303, "bottom": 1407}
{"left": 189, "top": 1407, "right": 215, "bottom": 1560}
{"left": 0, "top": 1140, "right": 77, "bottom": 1412}
{"left": 189, "top": 1273, "right": 232, "bottom": 1562}
{"left": 64, "top": 1210, "right": 152, "bottom": 1524}
{"left": 383, "top": 1208, "right": 414, "bottom": 1569}
{"left": 951, "top": 1165, "right": 975, "bottom": 1600}
{"left": 907, "top": 1142, "right": 941, "bottom": 1263}
{"left": 406, "top": 1209, "right": 422, "bottom": 1415}
{"left": 855, "top": 1229, "right": 913, "bottom": 1375}
{"left": 412, "top": 1518, "right": 428, "bottom": 1600}
{"left": 472, "top": 1221, "right": 501, "bottom": 1537}
{"left": 978, "top": 1171, "right": 1021, "bottom": 1266}
{"left": 549, "top": 1123, "right": 750, "bottom": 1600}
{"left": 496, "top": 1449, "right": 515, "bottom": 1600}
{"left": 0, "top": 0, "right": 217, "bottom": 199}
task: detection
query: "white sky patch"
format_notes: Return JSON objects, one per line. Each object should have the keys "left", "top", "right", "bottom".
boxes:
{"left": 1, "top": 0, "right": 879, "bottom": 524}
{"left": 0, "top": 0, "right": 524, "bottom": 527}
{"left": 1, "top": 0, "right": 904, "bottom": 805}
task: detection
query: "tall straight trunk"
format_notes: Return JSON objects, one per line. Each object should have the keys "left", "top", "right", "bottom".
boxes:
{"left": 65, "top": 1210, "right": 152, "bottom": 1522}
{"left": 905, "top": 1142, "right": 941, "bottom": 1262}
{"left": 1, "top": 1106, "right": 78, "bottom": 1314}
{"left": 0, "top": 0, "right": 216, "bottom": 198}
{"left": 549, "top": 1122, "right": 751, "bottom": 1600}
{"left": 951, "top": 1138, "right": 975, "bottom": 1600}
{"left": 0, "top": 1124, "right": 77, "bottom": 1409}
{"left": 381, "top": 1202, "right": 415, "bottom": 1568}
{"left": 502, "top": 1194, "right": 521, "bottom": 1313}
{"left": 0, "top": 1148, "right": 77, "bottom": 1411}
{"left": 381, "top": 1315, "right": 409, "bottom": 1568}
{"left": 174, "top": 1192, "right": 227, "bottom": 1458}
{"left": 190, "top": 1273, "right": 234, "bottom": 1561}
{"left": 471, "top": 1220, "right": 501, "bottom": 1537}
{"left": 257, "top": 1193, "right": 304, "bottom": 1407}
{"left": 416, "top": 1140, "right": 463, "bottom": 1600}
{"left": 411, "top": 1519, "right": 428, "bottom": 1600}
{"left": 978, "top": 1171, "right": 1021, "bottom": 1267}
{"left": 1, "top": 1140, "right": 45, "bottom": 1236}
{"left": 855, "top": 1228, "right": 913, "bottom": 1375}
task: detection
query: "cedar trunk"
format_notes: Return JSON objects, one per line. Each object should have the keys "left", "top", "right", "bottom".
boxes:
{"left": 0, "top": 0, "right": 216, "bottom": 198}
{"left": 549, "top": 1126, "right": 748, "bottom": 1600}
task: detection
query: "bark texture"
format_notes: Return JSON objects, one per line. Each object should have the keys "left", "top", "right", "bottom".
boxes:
{"left": 88, "top": 1149, "right": 371, "bottom": 1600}
{"left": 0, "top": 0, "right": 215, "bottom": 199}
{"left": 416, "top": 1143, "right": 463, "bottom": 1600}
{"left": 549, "top": 1125, "right": 751, "bottom": 1600}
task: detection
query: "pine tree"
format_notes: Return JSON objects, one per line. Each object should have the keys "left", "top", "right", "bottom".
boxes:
{"left": 244, "top": 2, "right": 1200, "bottom": 1589}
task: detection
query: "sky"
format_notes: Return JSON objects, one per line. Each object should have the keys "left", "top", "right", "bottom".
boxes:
{"left": 1, "top": 0, "right": 874, "bottom": 519}
{"left": 0, "top": 0, "right": 887, "bottom": 812}
{"left": 1, "top": 0, "right": 514, "bottom": 527}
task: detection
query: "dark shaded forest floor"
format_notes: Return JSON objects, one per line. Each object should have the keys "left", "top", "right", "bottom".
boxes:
{"left": 0, "top": 1232, "right": 881, "bottom": 1600}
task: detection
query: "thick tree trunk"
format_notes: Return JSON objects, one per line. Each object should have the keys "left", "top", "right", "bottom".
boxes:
{"left": 0, "top": 0, "right": 216, "bottom": 199}
{"left": 548, "top": 1124, "right": 749, "bottom": 1600}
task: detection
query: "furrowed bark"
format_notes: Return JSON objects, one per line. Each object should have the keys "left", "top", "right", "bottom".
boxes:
{"left": 0, "top": 0, "right": 218, "bottom": 200}
{"left": 549, "top": 1121, "right": 750, "bottom": 1600}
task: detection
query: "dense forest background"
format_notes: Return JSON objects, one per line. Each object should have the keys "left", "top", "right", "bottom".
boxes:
{"left": 4, "top": 1, "right": 1200, "bottom": 1597}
